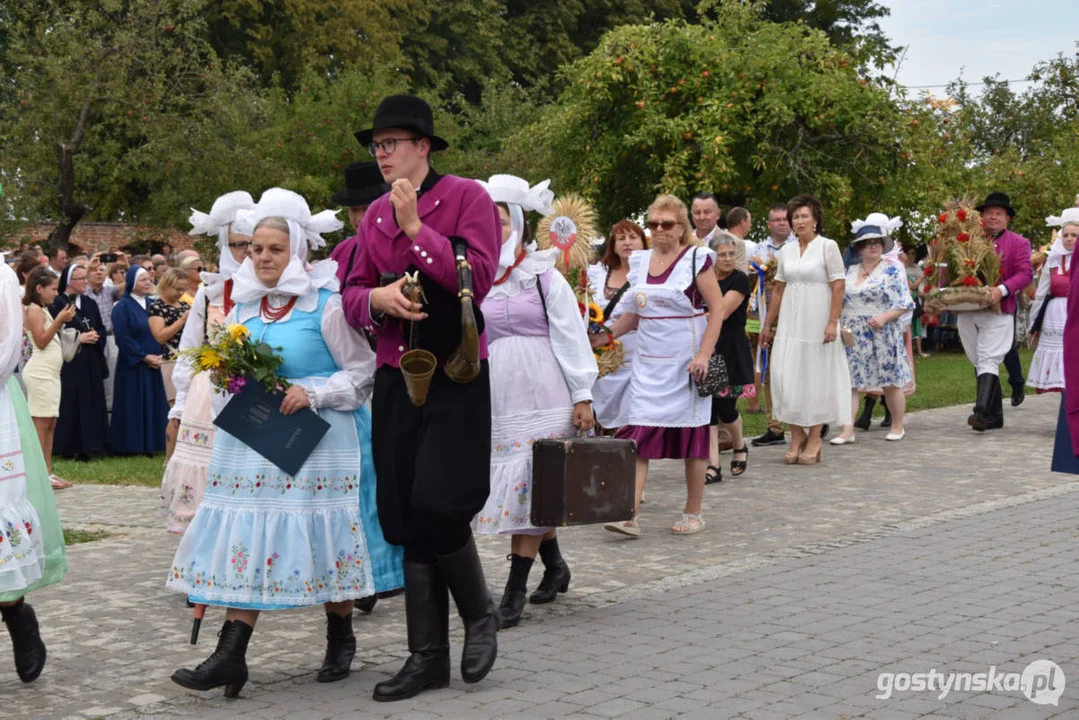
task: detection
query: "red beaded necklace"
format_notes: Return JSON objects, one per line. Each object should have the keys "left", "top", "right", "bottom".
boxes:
{"left": 260, "top": 295, "right": 298, "bottom": 322}
{"left": 494, "top": 250, "right": 527, "bottom": 286}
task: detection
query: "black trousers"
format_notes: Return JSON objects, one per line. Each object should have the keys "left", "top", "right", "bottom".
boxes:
{"left": 371, "top": 362, "right": 492, "bottom": 554}
{"left": 1002, "top": 313, "right": 1024, "bottom": 388}
{"left": 710, "top": 397, "right": 739, "bottom": 425}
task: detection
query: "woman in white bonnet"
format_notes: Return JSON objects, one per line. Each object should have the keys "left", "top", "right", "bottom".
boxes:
{"left": 1027, "top": 207, "right": 1079, "bottom": 393}
{"left": 167, "top": 188, "right": 401, "bottom": 696}
{"left": 160, "top": 191, "right": 255, "bottom": 536}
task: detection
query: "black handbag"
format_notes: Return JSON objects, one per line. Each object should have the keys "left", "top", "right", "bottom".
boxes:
{"left": 690, "top": 247, "right": 730, "bottom": 397}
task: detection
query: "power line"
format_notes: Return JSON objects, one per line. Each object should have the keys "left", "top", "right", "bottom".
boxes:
{"left": 903, "top": 78, "right": 1034, "bottom": 89}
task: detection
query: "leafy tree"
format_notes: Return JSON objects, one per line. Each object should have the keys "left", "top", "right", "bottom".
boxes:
{"left": 514, "top": 5, "right": 913, "bottom": 236}
{"left": 0, "top": 0, "right": 265, "bottom": 248}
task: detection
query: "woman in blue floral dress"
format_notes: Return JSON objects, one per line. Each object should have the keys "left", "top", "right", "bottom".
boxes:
{"left": 167, "top": 189, "right": 401, "bottom": 697}
{"left": 831, "top": 223, "right": 914, "bottom": 444}
{"left": 832, "top": 222, "right": 910, "bottom": 444}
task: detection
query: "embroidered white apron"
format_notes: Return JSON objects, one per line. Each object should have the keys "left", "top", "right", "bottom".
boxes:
{"left": 623, "top": 248, "right": 713, "bottom": 428}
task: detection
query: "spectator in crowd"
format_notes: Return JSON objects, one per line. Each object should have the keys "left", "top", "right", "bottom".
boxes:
{"left": 49, "top": 264, "right": 108, "bottom": 461}
{"left": 601, "top": 194, "right": 724, "bottom": 537}
{"left": 900, "top": 244, "right": 930, "bottom": 358}
{"left": 760, "top": 194, "right": 851, "bottom": 465}
{"left": 178, "top": 256, "right": 202, "bottom": 305}
{"left": 130, "top": 255, "right": 155, "bottom": 282}
{"left": 46, "top": 248, "right": 68, "bottom": 278}
{"left": 1027, "top": 208, "right": 1079, "bottom": 393}
{"left": 109, "top": 266, "right": 168, "bottom": 455}
{"left": 831, "top": 218, "right": 914, "bottom": 445}
{"left": 725, "top": 207, "right": 756, "bottom": 274}
{"left": 153, "top": 261, "right": 169, "bottom": 283}
{"left": 85, "top": 259, "right": 122, "bottom": 416}
{"left": 151, "top": 253, "right": 167, "bottom": 267}
{"left": 751, "top": 203, "right": 797, "bottom": 447}
{"left": 21, "top": 267, "right": 77, "bottom": 488}
{"left": 16, "top": 252, "right": 41, "bottom": 287}
{"left": 587, "top": 220, "right": 648, "bottom": 432}
{"left": 691, "top": 192, "right": 723, "bottom": 246}
{"left": 148, "top": 268, "right": 191, "bottom": 427}
{"left": 107, "top": 262, "right": 128, "bottom": 289}
{"left": 705, "top": 234, "right": 754, "bottom": 484}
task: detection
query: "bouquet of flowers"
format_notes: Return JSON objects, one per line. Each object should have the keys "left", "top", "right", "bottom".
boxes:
{"left": 586, "top": 301, "right": 625, "bottom": 378}
{"left": 179, "top": 323, "right": 290, "bottom": 396}
{"left": 922, "top": 199, "right": 1001, "bottom": 315}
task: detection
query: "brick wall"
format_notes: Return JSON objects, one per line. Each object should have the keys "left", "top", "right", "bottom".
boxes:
{"left": 6, "top": 222, "right": 194, "bottom": 255}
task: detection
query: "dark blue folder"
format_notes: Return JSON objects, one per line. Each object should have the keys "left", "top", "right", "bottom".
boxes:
{"left": 213, "top": 381, "right": 331, "bottom": 477}
{"left": 1051, "top": 393, "right": 1079, "bottom": 475}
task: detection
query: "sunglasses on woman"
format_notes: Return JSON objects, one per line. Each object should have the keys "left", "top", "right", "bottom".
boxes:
{"left": 645, "top": 220, "right": 679, "bottom": 231}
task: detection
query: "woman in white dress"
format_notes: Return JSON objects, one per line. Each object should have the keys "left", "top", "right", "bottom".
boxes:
{"left": 587, "top": 221, "right": 647, "bottom": 432}
{"left": 471, "top": 175, "right": 597, "bottom": 628}
{"left": 1028, "top": 209, "right": 1079, "bottom": 393}
{"left": 760, "top": 194, "right": 852, "bottom": 465}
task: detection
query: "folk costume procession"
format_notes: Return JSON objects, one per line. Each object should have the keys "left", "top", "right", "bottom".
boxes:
{"left": 5, "top": 82, "right": 1079, "bottom": 707}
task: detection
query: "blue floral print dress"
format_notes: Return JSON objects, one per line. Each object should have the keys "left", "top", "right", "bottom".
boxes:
{"left": 841, "top": 262, "right": 915, "bottom": 391}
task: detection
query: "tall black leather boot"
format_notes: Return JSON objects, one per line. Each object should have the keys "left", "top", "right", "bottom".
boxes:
{"left": 530, "top": 538, "right": 571, "bottom": 605}
{"left": 437, "top": 536, "right": 500, "bottom": 684}
{"left": 985, "top": 376, "right": 1005, "bottom": 430}
{"left": 171, "top": 619, "right": 254, "bottom": 698}
{"left": 853, "top": 396, "right": 876, "bottom": 431}
{"left": 373, "top": 563, "right": 450, "bottom": 702}
{"left": 499, "top": 554, "right": 533, "bottom": 628}
{"left": 317, "top": 612, "right": 356, "bottom": 683}
{"left": 1, "top": 598, "right": 47, "bottom": 683}
{"left": 968, "top": 374, "right": 999, "bottom": 432}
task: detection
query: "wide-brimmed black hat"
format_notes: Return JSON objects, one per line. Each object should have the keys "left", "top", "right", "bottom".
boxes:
{"left": 331, "top": 162, "right": 390, "bottom": 207}
{"left": 353, "top": 94, "right": 449, "bottom": 153}
{"left": 976, "top": 191, "right": 1016, "bottom": 218}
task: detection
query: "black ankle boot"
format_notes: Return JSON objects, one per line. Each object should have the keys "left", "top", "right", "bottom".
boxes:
{"left": 1, "top": 598, "right": 47, "bottom": 683}
{"left": 880, "top": 397, "right": 892, "bottom": 429}
{"left": 853, "top": 396, "right": 876, "bottom": 431}
{"left": 317, "top": 612, "right": 355, "bottom": 683}
{"left": 499, "top": 554, "right": 533, "bottom": 628}
{"left": 353, "top": 595, "right": 378, "bottom": 613}
{"left": 437, "top": 536, "right": 499, "bottom": 684}
{"left": 530, "top": 538, "right": 571, "bottom": 605}
{"left": 373, "top": 563, "right": 450, "bottom": 702}
{"left": 171, "top": 619, "right": 254, "bottom": 698}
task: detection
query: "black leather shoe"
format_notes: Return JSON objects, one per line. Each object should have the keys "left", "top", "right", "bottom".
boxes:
{"left": 171, "top": 619, "right": 254, "bottom": 698}
{"left": 853, "top": 396, "right": 876, "bottom": 431}
{"left": 373, "top": 563, "right": 450, "bottom": 702}
{"left": 530, "top": 538, "right": 571, "bottom": 605}
{"left": 317, "top": 612, "right": 356, "bottom": 683}
{"left": 1, "top": 598, "right": 47, "bottom": 683}
{"left": 751, "top": 429, "right": 786, "bottom": 447}
{"left": 354, "top": 595, "right": 378, "bottom": 613}
{"left": 1011, "top": 384, "right": 1025, "bottom": 407}
{"left": 438, "top": 536, "right": 499, "bottom": 684}
{"left": 498, "top": 554, "right": 533, "bottom": 628}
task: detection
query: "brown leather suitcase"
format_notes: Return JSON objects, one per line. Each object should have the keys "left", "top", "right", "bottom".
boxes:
{"left": 531, "top": 437, "right": 637, "bottom": 527}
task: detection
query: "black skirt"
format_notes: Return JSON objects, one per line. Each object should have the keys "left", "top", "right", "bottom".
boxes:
{"left": 371, "top": 361, "right": 492, "bottom": 546}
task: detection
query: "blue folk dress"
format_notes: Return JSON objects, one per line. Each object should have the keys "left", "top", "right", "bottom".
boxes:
{"left": 166, "top": 288, "right": 402, "bottom": 608}
{"left": 841, "top": 262, "right": 915, "bottom": 391}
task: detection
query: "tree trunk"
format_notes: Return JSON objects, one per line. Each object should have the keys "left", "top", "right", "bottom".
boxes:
{"left": 47, "top": 101, "right": 92, "bottom": 252}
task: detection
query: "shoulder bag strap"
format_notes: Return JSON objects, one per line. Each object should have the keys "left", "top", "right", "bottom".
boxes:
{"left": 536, "top": 273, "right": 549, "bottom": 323}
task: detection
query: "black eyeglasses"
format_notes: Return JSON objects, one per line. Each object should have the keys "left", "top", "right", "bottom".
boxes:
{"left": 645, "top": 220, "right": 679, "bottom": 231}
{"left": 228, "top": 241, "right": 252, "bottom": 250}
{"left": 366, "top": 137, "right": 421, "bottom": 157}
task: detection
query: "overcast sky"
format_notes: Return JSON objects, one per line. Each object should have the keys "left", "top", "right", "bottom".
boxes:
{"left": 878, "top": 0, "right": 1076, "bottom": 94}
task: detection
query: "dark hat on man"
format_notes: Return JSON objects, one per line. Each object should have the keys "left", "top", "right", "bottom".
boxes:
{"left": 976, "top": 191, "right": 1016, "bottom": 218}
{"left": 353, "top": 94, "right": 449, "bottom": 153}
{"left": 331, "top": 161, "right": 390, "bottom": 207}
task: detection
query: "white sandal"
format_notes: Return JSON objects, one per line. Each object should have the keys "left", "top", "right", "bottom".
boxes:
{"left": 670, "top": 513, "right": 705, "bottom": 535}
{"left": 604, "top": 519, "right": 640, "bottom": 538}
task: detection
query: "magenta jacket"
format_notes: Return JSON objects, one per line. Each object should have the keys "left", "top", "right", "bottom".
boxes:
{"left": 994, "top": 229, "right": 1033, "bottom": 316}
{"left": 341, "top": 173, "right": 501, "bottom": 369}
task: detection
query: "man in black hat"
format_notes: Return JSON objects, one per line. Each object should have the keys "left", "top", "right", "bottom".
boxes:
{"left": 961, "top": 192, "right": 1033, "bottom": 431}
{"left": 341, "top": 94, "right": 502, "bottom": 701}
{"left": 329, "top": 161, "right": 390, "bottom": 286}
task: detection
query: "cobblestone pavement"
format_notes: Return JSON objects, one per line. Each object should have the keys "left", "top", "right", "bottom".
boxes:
{"left": 3, "top": 393, "right": 1075, "bottom": 718}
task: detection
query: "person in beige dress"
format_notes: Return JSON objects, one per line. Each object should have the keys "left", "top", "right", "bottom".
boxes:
{"left": 21, "top": 267, "right": 76, "bottom": 489}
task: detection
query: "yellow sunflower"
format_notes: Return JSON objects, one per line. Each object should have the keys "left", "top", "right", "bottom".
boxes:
{"left": 226, "top": 324, "right": 250, "bottom": 343}
{"left": 198, "top": 348, "right": 224, "bottom": 370}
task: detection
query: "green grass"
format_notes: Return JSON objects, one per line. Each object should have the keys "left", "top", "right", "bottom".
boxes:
{"left": 63, "top": 528, "right": 113, "bottom": 545}
{"left": 53, "top": 453, "right": 165, "bottom": 488}
{"left": 51, "top": 349, "right": 1035, "bottom": 484}
{"left": 737, "top": 348, "right": 1034, "bottom": 438}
